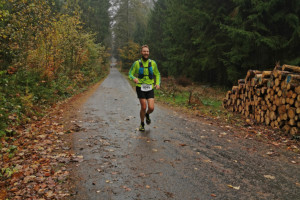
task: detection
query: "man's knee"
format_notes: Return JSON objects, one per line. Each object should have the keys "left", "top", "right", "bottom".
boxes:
{"left": 148, "top": 106, "right": 154, "bottom": 113}
{"left": 140, "top": 105, "right": 147, "bottom": 111}
{"left": 139, "top": 99, "right": 147, "bottom": 111}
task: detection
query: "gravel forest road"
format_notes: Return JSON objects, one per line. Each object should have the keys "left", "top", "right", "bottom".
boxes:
{"left": 69, "top": 67, "right": 300, "bottom": 200}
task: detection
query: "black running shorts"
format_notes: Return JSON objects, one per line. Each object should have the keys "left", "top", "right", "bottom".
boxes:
{"left": 136, "top": 86, "right": 154, "bottom": 99}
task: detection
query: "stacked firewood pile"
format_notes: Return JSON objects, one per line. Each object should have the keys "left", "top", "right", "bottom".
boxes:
{"left": 223, "top": 64, "right": 300, "bottom": 135}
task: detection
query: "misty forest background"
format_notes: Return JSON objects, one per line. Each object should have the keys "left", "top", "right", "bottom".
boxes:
{"left": 1, "top": 0, "right": 300, "bottom": 132}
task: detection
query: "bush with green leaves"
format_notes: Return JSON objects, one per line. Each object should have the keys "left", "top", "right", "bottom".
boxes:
{"left": 0, "top": 0, "right": 110, "bottom": 134}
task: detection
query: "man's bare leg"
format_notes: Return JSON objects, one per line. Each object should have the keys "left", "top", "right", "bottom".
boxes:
{"left": 145, "top": 98, "right": 154, "bottom": 124}
{"left": 139, "top": 98, "right": 147, "bottom": 123}
{"left": 146, "top": 98, "right": 154, "bottom": 114}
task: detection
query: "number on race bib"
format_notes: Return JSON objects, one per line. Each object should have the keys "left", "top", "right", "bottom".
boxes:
{"left": 141, "top": 84, "right": 152, "bottom": 92}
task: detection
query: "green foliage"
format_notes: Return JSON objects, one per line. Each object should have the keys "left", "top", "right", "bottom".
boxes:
{"left": 200, "top": 98, "right": 222, "bottom": 108}
{"left": 0, "top": 166, "right": 18, "bottom": 178}
{"left": 0, "top": 0, "right": 110, "bottom": 134}
{"left": 137, "top": 0, "right": 300, "bottom": 86}
{"left": 113, "top": 0, "right": 151, "bottom": 60}
{"left": 0, "top": 131, "right": 5, "bottom": 138}
{"left": 118, "top": 40, "right": 140, "bottom": 71}
{"left": 78, "top": 0, "right": 111, "bottom": 45}
{"left": 144, "top": 0, "right": 167, "bottom": 75}
{"left": 154, "top": 79, "right": 224, "bottom": 117}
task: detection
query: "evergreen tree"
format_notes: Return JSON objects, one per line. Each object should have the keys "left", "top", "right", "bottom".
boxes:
{"left": 144, "top": 0, "right": 167, "bottom": 75}
{"left": 221, "top": 0, "right": 300, "bottom": 83}
{"left": 142, "top": 0, "right": 300, "bottom": 86}
{"left": 79, "top": 0, "right": 111, "bottom": 45}
{"left": 113, "top": 0, "right": 151, "bottom": 65}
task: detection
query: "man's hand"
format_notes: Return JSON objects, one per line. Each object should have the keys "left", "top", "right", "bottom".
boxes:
{"left": 155, "top": 85, "right": 160, "bottom": 90}
{"left": 133, "top": 78, "right": 139, "bottom": 84}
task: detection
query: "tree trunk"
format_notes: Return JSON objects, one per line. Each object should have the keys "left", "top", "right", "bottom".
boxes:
{"left": 282, "top": 64, "right": 300, "bottom": 73}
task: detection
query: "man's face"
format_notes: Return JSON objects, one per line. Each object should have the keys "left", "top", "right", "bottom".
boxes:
{"left": 141, "top": 47, "right": 149, "bottom": 60}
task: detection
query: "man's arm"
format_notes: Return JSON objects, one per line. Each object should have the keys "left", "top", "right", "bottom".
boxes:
{"left": 129, "top": 61, "right": 139, "bottom": 84}
{"left": 153, "top": 61, "right": 161, "bottom": 89}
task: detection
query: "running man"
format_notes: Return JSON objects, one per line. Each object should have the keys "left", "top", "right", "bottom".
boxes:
{"left": 129, "top": 45, "right": 161, "bottom": 131}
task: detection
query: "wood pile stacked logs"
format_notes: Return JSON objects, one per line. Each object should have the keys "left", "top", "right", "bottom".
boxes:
{"left": 223, "top": 64, "right": 300, "bottom": 136}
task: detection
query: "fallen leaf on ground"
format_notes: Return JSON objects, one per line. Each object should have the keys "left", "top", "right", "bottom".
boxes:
{"left": 138, "top": 173, "right": 146, "bottom": 177}
{"left": 264, "top": 175, "right": 275, "bottom": 180}
{"left": 266, "top": 151, "right": 280, "bottom": 157}
{"left": 227, "top": 185, "right": 240, "bottom": 190}
{"left": 164, "top": 191, "right": 174, "bottom": 198}
{"left": 122, "top": 186, "right": 131, "bottom": 191}
{"left": 0, "top": 189, "right": 7, "bottom": 200}
{"left": 211, "top": 194, "right": 217, "bottom": 197}
{"left": 271, "top": 142, "right": 280, "bottom": 146}
{"left": 45, "top": 191, "right": 54, "bottom": 198}
{"left": 213, "top": 146, "right": 222, "bottom": 149}
{"left": 71, "top": 155, "right": 84, "bottom": 162}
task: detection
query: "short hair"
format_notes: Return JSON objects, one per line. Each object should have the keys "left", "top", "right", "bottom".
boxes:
{"left": 141, "top": 45, "right": 149, "bottom": 51}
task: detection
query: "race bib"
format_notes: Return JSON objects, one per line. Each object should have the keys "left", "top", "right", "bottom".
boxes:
{"left": 141, "top": 84, "right": 152, "bottom": 92}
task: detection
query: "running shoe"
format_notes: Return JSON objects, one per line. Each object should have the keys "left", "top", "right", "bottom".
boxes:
{"left": 139, "top": 123, "right": 145, "bottom": 131}
{"left": 146, "top": 113, "right": 151, "bottom": 125}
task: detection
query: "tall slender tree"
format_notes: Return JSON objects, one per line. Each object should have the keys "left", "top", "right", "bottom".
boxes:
{"left": 79, "top": 0, "right": 111, "bottom": 45}
{"left": 113, "top": 0, "right": 151, "bottom": 64}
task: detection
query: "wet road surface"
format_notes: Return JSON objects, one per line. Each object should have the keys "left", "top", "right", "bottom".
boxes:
{"left": 70, "top": 68, "right": 300, "bottom": 200}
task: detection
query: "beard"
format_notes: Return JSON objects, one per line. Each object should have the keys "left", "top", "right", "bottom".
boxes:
{"left": 142, "top": 56, "right": 149, "bottom": 61}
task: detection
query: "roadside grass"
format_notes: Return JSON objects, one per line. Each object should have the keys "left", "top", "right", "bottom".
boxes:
{"left": 154, "top": 77, "right": 229, "bottom": 119}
